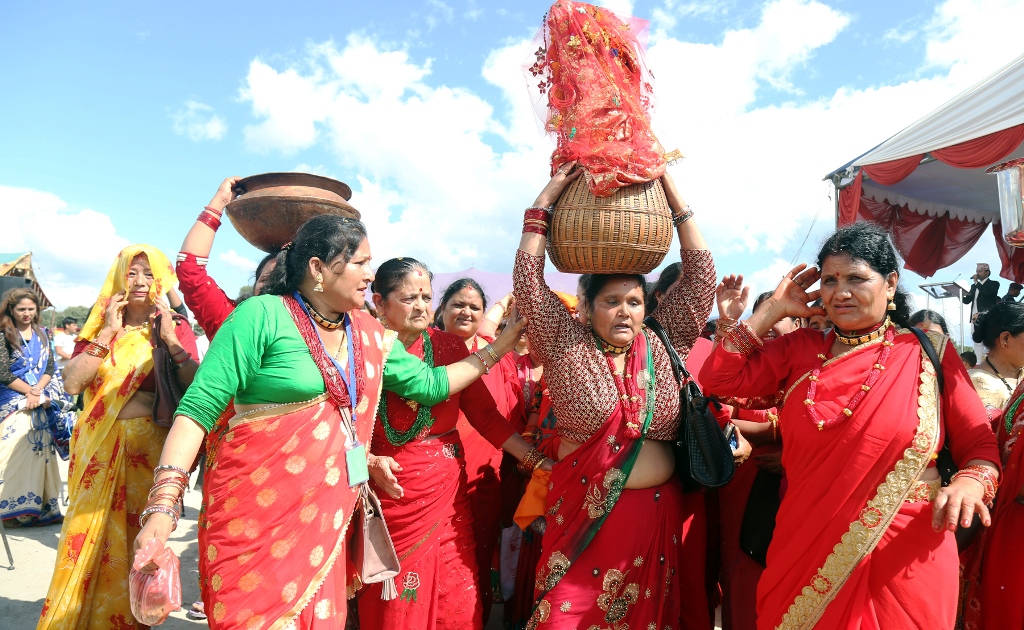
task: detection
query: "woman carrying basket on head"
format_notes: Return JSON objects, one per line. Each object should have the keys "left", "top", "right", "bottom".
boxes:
{"left": 514, "top": 164, "right": 723, "bottom": 630}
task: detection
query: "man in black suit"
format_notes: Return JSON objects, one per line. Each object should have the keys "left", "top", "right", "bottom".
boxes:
{"left": 964, "top": 263, "right": 1000, "bottom": 356}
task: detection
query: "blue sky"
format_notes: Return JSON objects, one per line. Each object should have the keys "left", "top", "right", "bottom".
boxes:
{"left": 3, "top": 0, "right": 1024, "bottom": 343}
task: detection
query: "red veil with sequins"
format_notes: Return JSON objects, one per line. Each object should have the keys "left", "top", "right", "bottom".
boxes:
{"left": 526, "top": 1, "right": 668, "bottom": 197}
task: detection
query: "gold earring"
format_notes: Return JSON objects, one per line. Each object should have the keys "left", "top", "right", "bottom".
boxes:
{"left": 886, "top": 299, "right": 896, "bottom": 311}
{"left": 314, "top": 273, "right": 324, "bottom": 293}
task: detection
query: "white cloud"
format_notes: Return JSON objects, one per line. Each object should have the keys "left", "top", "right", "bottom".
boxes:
{"left": 172, "top": 100, "right": 227, "bottom": 142}
{"left": 218, "top": 250, "right": 259, "bottom": 274}
{"left": 235, "top": 0, "right": 1024, "bottom": 292}
{"left": 0, "top": 186, "right": 129, "bottom": 308}
{"left": 925, "top": 0, "right": 1024, "bottom": 79}
{"left": 596, "top": 0, "right": 637, "bottom": 18}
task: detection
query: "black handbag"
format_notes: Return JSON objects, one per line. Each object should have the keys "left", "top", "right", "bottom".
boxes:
{"left": 908, "top": 327, "right": 981, "bottom": 552}
{"left": 644, "top": 317, "right": 735, "bottom": 492}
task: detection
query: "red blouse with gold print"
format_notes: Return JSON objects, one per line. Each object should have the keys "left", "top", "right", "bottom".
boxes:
{"left": 512, "top": 248, "right": 715, "bottom": 443}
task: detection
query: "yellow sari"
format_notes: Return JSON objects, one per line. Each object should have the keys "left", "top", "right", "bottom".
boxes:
{"left": 38, "top": 245, "right": 178, "bottom": 630}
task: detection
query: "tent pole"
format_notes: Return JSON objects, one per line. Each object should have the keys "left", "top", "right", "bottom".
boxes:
{"left": 832, "top": 176, "right": 841, "bottom": 228}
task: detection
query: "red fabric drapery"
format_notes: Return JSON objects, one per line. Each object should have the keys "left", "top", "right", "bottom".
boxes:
{"left": 837, "top": 123, "right": 1024, "bottom": 280}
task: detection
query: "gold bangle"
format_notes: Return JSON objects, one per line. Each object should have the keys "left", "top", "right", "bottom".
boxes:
{"left": 484, "top": 343, "right": 500, "bottom": 364}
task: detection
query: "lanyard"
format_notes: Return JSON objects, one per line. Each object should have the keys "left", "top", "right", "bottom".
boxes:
{"left": 294, "top": 292, "right": 358, "bottom": 430}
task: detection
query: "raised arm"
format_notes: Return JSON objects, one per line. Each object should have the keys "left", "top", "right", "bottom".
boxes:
{"left": 176, "top": 177, "right": 241, "bottom": 338}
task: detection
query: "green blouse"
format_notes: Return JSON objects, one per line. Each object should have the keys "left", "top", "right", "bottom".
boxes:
{"left": 176, "top": 295, "right": 451, "bottom": 431}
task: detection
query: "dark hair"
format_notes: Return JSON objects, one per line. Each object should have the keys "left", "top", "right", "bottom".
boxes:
{"left": 816, "top": 222, "right": 912, "bottom": 328}
{"left": 439, "top": 278, "right": 487, "bottom": 311}
{"left": 372, "top": 257, "right": 433, "bottom": 301}
{"left": 0, "top": 289, "right": 43, "bottom": 348}
{"left": 908, "top": 309, "right": 949, "bottom": 334}
{"left": 972, "top": 301, "right": 1024, "bottom": 348}
{"left": 580, "top": 273, "right": 647, "bottom": 312}
{"left": 262, "top": 215, "right": 367, "bottom": 296}
{"left": 61, "top": 316, "right": 78, "bottom": 328}
{"left": 646, "top": 263, "right": 681, "bottom": 315}
{"left": 960, "top": 350, "right": 978, "bottom": 368}
{"left": 752, "top": 291, "right": 773, "bottom": 313}
{"left": 253, "top": 250, "right": 280, "bottom": 295}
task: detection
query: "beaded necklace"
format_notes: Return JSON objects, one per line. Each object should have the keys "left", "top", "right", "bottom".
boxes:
{"left": 379, "top": 330, "right": 435, "bottom": 446}
{"left": 300, "top": 296, "right": 344, "bottom": 330}
{"left": 984, "top": 357, "right": 1015, "bottom": 394}
{"left": 602, "top": 335, "right": 651, "bottom": 439}
{"left": 834, "top": 318, "right": 889, "bottom": 346}
{"left": 804, "top": 324, "right": 896, "bottom": 431}
{"left": 596, "top": 334, "right": 632, "bottom": 355}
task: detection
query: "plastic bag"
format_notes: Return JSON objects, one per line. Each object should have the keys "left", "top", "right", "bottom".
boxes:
{"left": 129, "top": 538, "right": 182, "bottom": 626}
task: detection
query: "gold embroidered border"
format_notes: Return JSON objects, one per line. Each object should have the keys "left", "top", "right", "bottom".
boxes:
{"left": 228, "top": 394, "right": 329, "bottom": 430}
{"left": 776, "top": 342, "right": 940, "bottom": 630}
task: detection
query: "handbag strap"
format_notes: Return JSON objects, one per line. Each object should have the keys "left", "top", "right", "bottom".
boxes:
{"left": 908, "top": 326, "right": 944, "bottom": 394}
{"left": 643, "top": 316, "right": 691, "bottom": 385}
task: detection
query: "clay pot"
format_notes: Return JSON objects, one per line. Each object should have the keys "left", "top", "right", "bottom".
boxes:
{"left": 225, "top": 173, "right": 361, "bottom": 252}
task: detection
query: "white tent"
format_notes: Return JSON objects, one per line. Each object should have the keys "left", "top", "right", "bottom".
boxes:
{"left": 824, "top": 52, "right": 1024, "bottom": 279}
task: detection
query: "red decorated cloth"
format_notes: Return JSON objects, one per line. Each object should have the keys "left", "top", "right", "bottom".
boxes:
{"left": 199, "top": 302, "right": 386, "bottom": 629}
{"left": 360, "top": 328, "right": 515, "bottom": 628}
{"left": 700, "top": 328, "right": 999, "bottom": 629}
{"left": 175, "top": 253, "right": 236, "bottom": 339}
{"left": 527, "top": 1, "right": 666, "bottom": 196}
{"left": 971, "top": 382, "right": 1024, "bottom": 629}
{"left": 526, "top": 332, "right": 690, "bottom": 629}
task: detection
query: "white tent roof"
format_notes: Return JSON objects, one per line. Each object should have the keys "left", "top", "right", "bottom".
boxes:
{"left": 826, "top": 52, "right": 1024, "bottom": 224}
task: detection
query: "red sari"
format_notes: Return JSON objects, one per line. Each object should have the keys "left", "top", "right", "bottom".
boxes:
{"left": 972, "top": 382, "right": 1024, "bottom": 629}
{"left": 700, "top": 328, "right": 999, "bottom": 630}
{"left": 527, "top": 332, "right": 690, "bottom": 630}
{"left": 359, "top": 328, "right": 515, "bottom": 630}
{"left": 199, "top": 300, "right": 386, "bottom": 629}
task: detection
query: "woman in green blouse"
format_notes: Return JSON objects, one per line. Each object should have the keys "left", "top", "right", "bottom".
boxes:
{"left": 134, "top": 215, "right": 524, "bottom": 629}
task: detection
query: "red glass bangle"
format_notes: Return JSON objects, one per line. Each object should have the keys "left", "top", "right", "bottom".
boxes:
{"left": 523, "top": 224, "right": 549, "bottom": 236}
{"left": 524, "top": 208, "right": 551, "bottom": 221}
{"left": 197, "top": 211, "right": 221, "bottom": 231}
{"left": 204, "top": 205, "right": 223, "bottom": 217}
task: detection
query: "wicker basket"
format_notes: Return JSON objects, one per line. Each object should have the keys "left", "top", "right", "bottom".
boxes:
{"left": 547, "top": 176, "right": 673, "bottom": 274}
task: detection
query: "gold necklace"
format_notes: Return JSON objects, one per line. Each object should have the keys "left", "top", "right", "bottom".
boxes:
{"left": 835, "top": 318, "right": 891, "bottom": 346}
{"left": 595, "top": 334, "right": 631, "bottom": 355}
{"left": 124, "top": 321, "right": 150, "bottom": 333}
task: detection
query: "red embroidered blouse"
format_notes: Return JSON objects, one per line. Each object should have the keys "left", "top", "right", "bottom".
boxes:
{"left": 372, "top": 328, "right": 516, "bottom": 449}
{"left": 512, "top": 248, "right": 716, "bottom": 443}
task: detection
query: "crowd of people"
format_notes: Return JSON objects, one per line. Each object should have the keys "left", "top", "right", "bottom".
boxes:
{"left": 2, "top": 165, "right": 1023, "bottom": 630}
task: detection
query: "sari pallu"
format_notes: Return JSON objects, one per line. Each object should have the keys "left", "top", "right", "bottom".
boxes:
{"left": 528, "top": 332, "right": 691, "bottom": 630}
{"left": 38, "top": 328, "right": 164, "bottom": 630}
{"left": 756, "top": 332, "right": 948, "bottom": 630}
{"left": 199, "top": 297, "right": 387, "bottom": 630}
{"left": 360, "top": 431, "right": 483, "bottom": 630}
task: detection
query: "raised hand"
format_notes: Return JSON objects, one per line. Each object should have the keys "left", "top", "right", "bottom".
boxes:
{"left": 208, "top": 176, "right": 242, "bottom": 212}
{"left": 101, "top": 291, "right": 129, "bottom": 337}
{"left": 768, "top": 264, "right": 826, "bottom": 320}
{"left": 532, "top": 161, "right": 582, "bottom": 209}
{"left": 716, "top": 274, "right": 750, "bottom": 321}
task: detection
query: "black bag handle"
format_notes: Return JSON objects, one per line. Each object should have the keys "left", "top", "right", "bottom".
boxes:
{"left": 908, "top": 326, "right": 944, "bottom": 394}
{"left": 643, "top": 316, "right": 691, "bottom": 384}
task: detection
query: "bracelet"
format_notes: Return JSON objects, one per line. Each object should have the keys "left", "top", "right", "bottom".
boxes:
{"left": 204, "top": 205, "right": 224, "bottom": 217}
{"left": 197, "top": 211, "right": 222, "bottom": 231}
{"left": 524, "top": 208, "right": 552, "bottom": 221}
{"left": 523, "top": 223, "right": 550, "bottom": 236}
{"left": 952, "top": 465, "right": 999, "bottom": 506}
{"left": 84, "top": 341, "right": 110, "bottom": 358}
{"left": 139, "top": 505, "right": 180, "bottom": 531}
{"left": 473, "top": 350, "right": 490, "bottom": 375}
{"left": 154, "top": 464, "right": 190, "bottom": 480}
{"left": 726, "top": 321, "right": 764, "bottom": 356}
{"left": 672, "top": 208, "right": 695, "bottom": 226}
{"left": 484, "top": 343, "right": 500, "bottom": 364}
{"left": 525, "top": 206, "right": 554, "bottom": 215}
{"left": 517, "top": 448, "right": 545, "bottom": 474}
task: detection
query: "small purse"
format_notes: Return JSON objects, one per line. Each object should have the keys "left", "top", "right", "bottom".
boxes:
{"left": 644, "top": 317, "right": 735, "bottom": 492}
{"left": 150, "top": 313, "right": 188, "bottom": 427}
{"left": 353, "top": 483, "right": 401, "bottom": 600}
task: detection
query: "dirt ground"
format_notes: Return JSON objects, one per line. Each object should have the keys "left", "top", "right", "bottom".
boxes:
{"left": 0, "top": 458, "right": 512, "bottom": 629}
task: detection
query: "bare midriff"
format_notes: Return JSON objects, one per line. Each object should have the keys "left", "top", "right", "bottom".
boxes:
{"left": 558, "top": 437, "right": 675, "bottom": 489}
{"left": 117, "top": 391, "right": 156, "bottom": 420}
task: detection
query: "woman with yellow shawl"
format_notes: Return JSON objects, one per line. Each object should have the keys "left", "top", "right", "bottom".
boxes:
{"left": 37, "top": 245, "right": 199, "bottom": 629}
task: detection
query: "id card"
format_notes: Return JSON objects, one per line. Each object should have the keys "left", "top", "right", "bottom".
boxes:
{"left": 346, "top": 442, "right": 370, "bottom": 487}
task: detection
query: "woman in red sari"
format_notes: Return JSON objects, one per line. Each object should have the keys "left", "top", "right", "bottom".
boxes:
{"left": 515, "top": 164, "right": 717, "bottom": 630}
{"left": 360, "top": 257, "right": 542, "bottom": 629}
{"left": 700, "top": 221, "right": 1001, "bottom": 629}
{"left": 135, "top": 216, "right": 515, "bottom": 629}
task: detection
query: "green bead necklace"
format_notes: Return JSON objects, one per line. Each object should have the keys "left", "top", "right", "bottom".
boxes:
{"left": 380, "top": 330, "right": 436, "bottom": 446}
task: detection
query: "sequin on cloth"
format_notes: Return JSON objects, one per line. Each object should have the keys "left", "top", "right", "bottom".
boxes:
{"left": 512, "top": 249, "right": 715, "bottom": 442}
